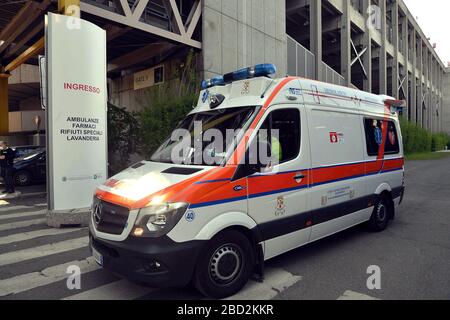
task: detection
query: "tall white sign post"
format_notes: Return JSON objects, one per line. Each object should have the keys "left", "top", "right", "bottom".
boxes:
{"left": 46, "top": 13, "right": 107, "bottom": 227}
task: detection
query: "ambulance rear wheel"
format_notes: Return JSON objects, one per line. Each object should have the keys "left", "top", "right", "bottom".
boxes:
{"left": 194, "top": 230, "right": 255, "bottom": 299}
{"left": 367, "top": 194, "right": 390, "bottom": 232}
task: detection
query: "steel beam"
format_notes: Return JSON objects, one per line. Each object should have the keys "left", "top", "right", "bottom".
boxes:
{"left": 80, "top": 1, "right": 201, "bottom": 49}
{"left": 4, "top": 37, "right": 44, "bottom": 73}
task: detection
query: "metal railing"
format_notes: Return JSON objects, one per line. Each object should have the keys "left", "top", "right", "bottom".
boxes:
{"left": 287, "top": 35, "right": 345, "bottom": 86}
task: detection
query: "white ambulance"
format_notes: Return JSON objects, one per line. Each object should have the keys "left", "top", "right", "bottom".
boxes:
{"left": 90, "top": 64, "right": 405, "bottom": 298}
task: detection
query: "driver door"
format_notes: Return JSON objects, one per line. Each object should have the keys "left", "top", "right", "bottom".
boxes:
{"left": 247, "top": 105, "right": 311, "bottom": 260}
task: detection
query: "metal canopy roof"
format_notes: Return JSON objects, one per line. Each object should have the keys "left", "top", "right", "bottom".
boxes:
{"left": 0, "top": 0, "right": 201, "bottom": 76}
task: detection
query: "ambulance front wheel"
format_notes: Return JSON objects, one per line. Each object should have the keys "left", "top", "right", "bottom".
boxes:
{"left": 194, "top": 230, "right": 255, "bottom": 299}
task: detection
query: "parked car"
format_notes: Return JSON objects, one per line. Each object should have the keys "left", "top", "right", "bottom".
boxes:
{"left": 13, "top": 149, "right": 46, "bottom": 186}
{"left": 12, "top": 145, "right": 44, "bottom": 162}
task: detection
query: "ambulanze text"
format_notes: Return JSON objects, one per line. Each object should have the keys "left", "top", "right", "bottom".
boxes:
{"left": 60, "top": 116, "right": 104, "bottom": 142}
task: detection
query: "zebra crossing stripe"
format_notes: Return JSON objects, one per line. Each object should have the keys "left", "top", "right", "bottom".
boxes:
{"left": 0, "top": 219, "right": 47, "bottom": 231}
{"left": 225, "top": 268, "right": 302, "bottom": 300}
{"left": 337, "top": 290, "right": 380, "bottom": 300}
{"left": 0, "top": 227, "right": 84, "bottom": 245}
{"left": 0, "top": 209, "right": 47, "bottom": 221}
{"left": 63, "top": 279, "right": 157, "bottom": 300}
{"left": 0, "top": 236, "right": 89, "bottom": 267}
{"left": 0, "top": 257, "right": 99, "bottom": 297}
{"left": 0, "top": 204, "right": 46, "bottom": 213}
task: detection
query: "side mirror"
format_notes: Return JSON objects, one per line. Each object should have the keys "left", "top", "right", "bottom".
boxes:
{"left": 232, "top": 139, "right": 273, "bottom": 181}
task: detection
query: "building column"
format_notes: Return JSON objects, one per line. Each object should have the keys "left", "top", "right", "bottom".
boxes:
{"left": 391, "top": 1, "right": 399, "bottom": 98}
{"left": 0, "top": 74, "right": 9, "bottom": 135}
{"left": 362, "top": 0, "right": 372, "bottom": 92}
{"left": 411, "top": 28, "right": 417, "bottom": 123}
{"left": 379, "top": 0, "right": 387, "bottom": 94}
{"left": 401, "top": 15, "right": 409, "bottom": 116}
{"left": 310, "top": 0, "right": 322, "bottom": 81}
{"left": 418, "top": 39, "right": 423, "bottom": 127}
{"left": 425, "top": 49, "right": 430, "bottom": 130}
{"left": 431, "top": 59, "right": 435, "bottom": 132}
{"left": 341, "top": 0, "right": 351, "bottom": 86}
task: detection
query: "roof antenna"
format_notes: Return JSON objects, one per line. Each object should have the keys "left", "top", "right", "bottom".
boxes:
{"left": 261, "top": 79, "right": 275, "bottom": 99}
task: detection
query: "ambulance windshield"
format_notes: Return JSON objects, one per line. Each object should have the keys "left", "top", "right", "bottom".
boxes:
{"left": 151, "top": 106, "right": 257, "bottom": 166}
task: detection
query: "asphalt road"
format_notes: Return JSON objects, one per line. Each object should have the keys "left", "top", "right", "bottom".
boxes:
{"left": 0, "top": 157, "right": 449, "bottom": 300}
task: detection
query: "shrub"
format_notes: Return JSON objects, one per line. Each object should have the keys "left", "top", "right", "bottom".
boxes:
{"left": 139, "top": 93, "right": 197, "bottom": 159}
{"left": 107, "top": 102, "right": 141, "bottom": 175}
{"left": 138, "top": 49, "right": 200, "bottom": 159}
{"left": 432, "top": 132, "right": 450, "bottom": 152}
{"left": 399, "top": 117, "right": 449, "bottom": 154}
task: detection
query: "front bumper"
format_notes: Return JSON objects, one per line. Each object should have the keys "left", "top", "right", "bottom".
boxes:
{"left": 89, "top": 230, "right": 205, "bottom": 288}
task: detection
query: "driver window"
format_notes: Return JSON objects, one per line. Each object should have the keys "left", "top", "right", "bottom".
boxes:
{"left": 259, "top": 108, "right": 301, "bottom": 165}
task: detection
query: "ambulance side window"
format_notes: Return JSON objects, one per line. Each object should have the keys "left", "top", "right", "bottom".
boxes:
{"left": 384, "top": 121, "right": 400, "bottom": 155}
{"left": 363, "top": 119, "right": 400, "bottom": 156}
{"left": 364, "top": 119, "right": 383, "bottom": 157}
{"left": 261, "top": 108, "right": 301, "bottom": 164}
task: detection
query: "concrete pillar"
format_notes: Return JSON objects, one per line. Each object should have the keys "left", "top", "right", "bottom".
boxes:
{"left": 391, "top": 1, "right": 399, "bottom": 98}
{"left": 418, "top": 38, "right": 423, "bottom": 127}
{"left": 203, "top": 0, "right": 287, "bottom": 78}
{"left": 310, "top": 0, "right": 322, "bottom": 81}
{"left": 424, "top": 48, "right": 429, "bottom": 130}
{"left": 411, "top": 28, "right": 417, "bottom": 123}
{"left": 362, "top": 0, "right": 372, "bottom": 92}
{"left": 379, "top": 0, "right": 387, "bottom": 94}
{"left": 341, "top": 0, "right": 351, "bottom": 86}
{"left": 430, "top": 59, "right": 434, "bottom": 132}
{"left": 401, "top": 16, "right": 409, "bottom": 114}
{"left": 0, "top": 75, "right": 9, "bottom": 135}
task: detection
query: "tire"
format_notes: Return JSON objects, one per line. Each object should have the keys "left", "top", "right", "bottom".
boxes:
{"left": 367, "top": 194, "right": 390, "bottom": 232}
{"left": 194, "top": 230, "right": 255, "bottom": 299}
{"left": 14, "top": 170, "right": 32, "bottom": 187}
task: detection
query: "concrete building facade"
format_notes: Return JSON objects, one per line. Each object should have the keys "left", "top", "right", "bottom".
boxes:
{"left": 443, "top": 70, "right": 450, "bottom": 135}
{"left": 0, "top": 0, "right": 448, "bottom": 141}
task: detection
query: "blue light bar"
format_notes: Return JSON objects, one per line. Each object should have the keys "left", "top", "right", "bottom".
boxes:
{"left": 253, "top": 64, "right": 277, "bottom": 77}
{"left": 200, "top": 64, "right": 277, "bottom": 89}
{"left": 201, "top": 76, "right": 225, "bottom": 90}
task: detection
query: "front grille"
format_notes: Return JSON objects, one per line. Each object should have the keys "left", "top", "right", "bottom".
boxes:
{"left": 93, "top": 198, "right": 130, "bottom": 235}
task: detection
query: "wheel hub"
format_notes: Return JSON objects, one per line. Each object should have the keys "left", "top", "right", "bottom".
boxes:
{"left": 376, "top": 203, "right": 387, "bottom": 221}
{"left": 209, "top": 244, "right": 242, "bottom": 285}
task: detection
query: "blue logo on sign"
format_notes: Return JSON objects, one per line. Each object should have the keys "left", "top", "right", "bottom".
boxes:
{"left": 202, "top": 90, "right": 210, "bottom": 103}
{"left": 185, "top": 210, "right": 195, "bottom": 222}
{"left": 288, "top": 88, "right": 302, "bottom": 95}
{"left": 374, "top": 127, "right": 383, "bottom": 146}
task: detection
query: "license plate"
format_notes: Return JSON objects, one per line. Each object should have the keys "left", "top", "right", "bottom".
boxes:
{"left": 92, "top": 246, "right": 103, "bottom": 266}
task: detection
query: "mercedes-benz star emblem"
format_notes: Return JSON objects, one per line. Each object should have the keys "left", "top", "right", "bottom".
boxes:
{"left": 93, "top": 203, "right": 103, "bottom": 226}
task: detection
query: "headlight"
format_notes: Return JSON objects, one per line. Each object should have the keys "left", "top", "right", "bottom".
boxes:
{"left": 133, "top": 202, "right": 188, "bottom": 238}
